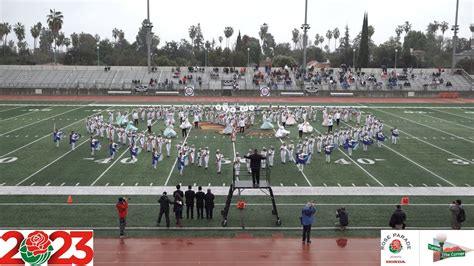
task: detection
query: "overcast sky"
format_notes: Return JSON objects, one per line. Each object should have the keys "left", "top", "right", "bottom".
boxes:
{"left": 1, "top": 0, "right": 472, "bottom": 50}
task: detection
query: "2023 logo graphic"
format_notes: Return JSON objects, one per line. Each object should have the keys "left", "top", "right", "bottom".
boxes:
{"left": 0, "top": 230, "right": 93, "bottom": 265}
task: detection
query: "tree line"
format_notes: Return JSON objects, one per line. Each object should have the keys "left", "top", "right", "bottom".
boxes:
{"left": 0, "top": 10, "right": 472, "bottom": 73}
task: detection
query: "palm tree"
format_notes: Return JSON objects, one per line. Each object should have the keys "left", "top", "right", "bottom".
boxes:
{"left": 2, "top": 22, "right": 11, "bottom": 55}
{"left": 218, "top": 36, "right": 223, "bottom": 48}
{"left": 224, "top": 26, "right": 234, "bottom": 49}
{"left": 13, "top": 22, "right": 26, "bottom": 53}
{"left": 427, "top": 21, "right": 439, "bottom": 36}
{"left": 30, "top": 22, "right": 42, "bottom": 52}
{"left": 318, "top": 35, "right": 324, "bottom": 49}
{"left": 395, "top": 25, "right": 403, "bottom": 42}
{"left": 112, "top": 28, "right": 119, "bottom": 44}
{"left": 325, "top": 30, "right": 333, "bottom": 52}
{"left": 188, "top": 25, "right": 197, "bottom": 47}
{"left": 292, "top": 28, "right": 300, "bottom": 50}
{"left": 259, "top": 23, "right": 268, "bottom": 50}
{"left": 47, "top": 9, "right": 64, "bottom": 63}
{"left": 314, "top": 33, "right": 321, "bottom": 48}
{"left": 439, "top": 21, "right": 449, "bottom": 50}
{"left": 403, "top": 21, "right": 411, "bottom": 34}
{"left": 332, "top": 27, "right": 340, "bottom": 51}
{"left": 56, "top": 32, "right": 65, "bottom": 52}
{"left": 63, "top": 37, "right": 71, "bottom": 51}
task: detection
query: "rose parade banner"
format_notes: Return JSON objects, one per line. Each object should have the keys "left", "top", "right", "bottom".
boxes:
{"left": 381, "top": 230, "right": 474, "bottom": 266}
{"left": 0, "top": 230, "right": 93, "bottom": 265}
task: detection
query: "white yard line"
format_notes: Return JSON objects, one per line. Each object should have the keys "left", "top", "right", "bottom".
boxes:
{"left": 312, "top": 127, "right": 384, "bottom": 187}
{"left": 272, "top": 128, "right": 312, "bottom": 186}
{"left": 429, "top": 108, "right": 474, "bottom": 120}
{"left": 0, "top": 108, "right": 109, "bottom": 158}
{"left": 15, "top": 139, "right": 89, "bottom": 186}
{"left": 381, "top": 121, "right": 471, "bottom": 162}
{"left": 0, "top": 105, "right": 87, "bottom": 137}
{"left": 2, "top": 186, "right": 474, "bottom": 195}
{"left": 2, "top": 226, "right": 473, "bottom": 230}
{"left": 417, "top": 112, "right": 474, "bottom": 130}
{"left": 0, "top": 107, "right": 52, "bottom": 122}
{"left": 0, "top": 202, "right": 473, "bottom": 206}
{"left": 341, "top": 120, "right": 457, "bottom": 187}
{"left": 371, "top": 107, "right": 474, "bottom": 144}
{"left": 0, "top": 106, "right": 23, "bottom": 113}
{"left": 164, "top": 126, "right": 192, "bottom": 186}
{"left": 90, "top": 121, "right": 158, "bottom": 186}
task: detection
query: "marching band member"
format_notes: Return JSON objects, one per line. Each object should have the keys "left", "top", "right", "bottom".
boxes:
{"left": 280, "top": 142, "right": 288, "bottom": 163}
{"left": 197, "top": 147, "right": 203, "bottom": 167}
{"left": 234, "top": 152, "right": 241, "bottom": 178}
{"left": 53, "top": 129, "right": 64, "bottom": 147}
{"left": 376, "top": 131, "right": 386, "bottom": 148}
{"left": 109, "top": 140, "right": 118, "bottom": 159}
{"left": 215, "top": 149, "right": 223, "bottom": 175}
{"left": 324, "top": 143, "right": 335, "bottom": 163}
{"left": 344, "top": 137, "right": 358, "bottom": 156}
{"left": 391, "top": 127, "right": 399, "bottom": 145}
{"left": 165, "top": 138, "right": 172, "bottom": 157}
{"left": 202, "top": 147, "right": 210, "bottom": 169}
{"left": 130, "top": 145, "right": 139, "bottom": 162}
{"left": 268, "top": 146, "right": 275, "bottom": 167}
{"left": 361, "top": 135, "right": 373, "bottom": 152}
{"left": 90, "top": 136, "right": 101, "bottom": 156}
{"left": 246, "top": 148, "right": 252, "bottom": 173}
{"left": 189, "top": 144, "right": 196, "bottom": 165}
{"left": 177, "top": 152, "right": 185, "bottom": 176}
{"left": 70, "top": 131, "right": 80, "bottom": 151}
{"left": 152, "top": 148, "right": 161, "bottom": 169}
{"left": 261, "top": 147, "right": 268, "bottom": 169}
{"left": 287, "top": 140, "right": 295, "bottom": 162}
{"left": 295, "top": 150, "right": 309, "bottom": 172}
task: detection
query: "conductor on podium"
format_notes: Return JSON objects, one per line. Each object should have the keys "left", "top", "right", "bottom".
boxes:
{"left": 244, "top": 149, "right": 266, "bottom": 187}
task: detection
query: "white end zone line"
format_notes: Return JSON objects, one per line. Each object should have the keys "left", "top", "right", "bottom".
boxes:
{"left": 272, "top": 128, "right": 312, "bottom": 186}
{"left": 371, "top": 107, "right": 474, "bottom": 144}
{"left": 1, "top": 108, "right": 110, "bottom": 158}
{"left": 0, "top": 105, "right": 88, "bottom": 137}
{"left": 15, "top": 138, "right": 89, "bottom": 186}
{"left": 90, "top": 121, "right": 158, "bottom": 186}
{"left": 312, "top": 127, "right": 384, "bottom": 187}
{"left": 428, "top": 108, "right": 474, "bottom": 121}
{"left": 164, "top": 126, "right": 192, "bottom": 186}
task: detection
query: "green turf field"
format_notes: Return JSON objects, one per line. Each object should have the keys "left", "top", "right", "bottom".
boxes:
{"left": 0, "top": 101, "right": 473, "bottom": 236}
{"left": 0, "top": 102, "right": 473, "bottom": 188}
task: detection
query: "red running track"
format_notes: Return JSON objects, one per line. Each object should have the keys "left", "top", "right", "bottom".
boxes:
{"left": 94, "top": 237, "right": 380, "bottom": 265}
{"left": 0, "top": 95, "right": 473, "bottom": 104}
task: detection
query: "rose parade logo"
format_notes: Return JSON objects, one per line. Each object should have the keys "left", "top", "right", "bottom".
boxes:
{"left": 381, "top": 232, "right": 412, "bottom": 264}
{"left": 389, "top": 239, "right": 403, "bottom": 254}
{"left": 0, "top": 230, "right": 93, "bottom": 265}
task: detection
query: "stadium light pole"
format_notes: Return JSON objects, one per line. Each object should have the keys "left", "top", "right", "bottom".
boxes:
{"left": 146, "top": 0, "right": 152, "bottom": 73}
{"left": 450, "top": 0, "right": 459, "bottom": 74}
{"left": 247, "top": 47, "right": 250, "bottom": 68}
{"left": 394, "top": 49, "right": 398, "bottom": 73}
{"left": 301, "top": 0, "right": 310, "bottom": 79}
{"left": 96, "top": 43, "right": 100, "bottom": 68}
{"left": 352, "top": 48, "right": 356, "bottom": 71}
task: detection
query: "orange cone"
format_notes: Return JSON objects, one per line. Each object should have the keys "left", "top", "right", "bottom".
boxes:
{"left": 400, "top": 197, "right": 409, "bottom": 205}
{"left": 67, "top": 195, "right": 73, "bottom": 205}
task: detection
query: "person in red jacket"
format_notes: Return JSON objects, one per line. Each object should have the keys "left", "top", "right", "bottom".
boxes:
{"left": 116, "top": 197, "right": 129, "bottom": 238}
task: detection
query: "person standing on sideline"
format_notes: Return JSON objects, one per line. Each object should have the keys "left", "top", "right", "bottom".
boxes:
{"left": 173, "top": 194, "right": 184, "bottom": 227}
{"left": 173, "top": 184, "right": 184, "bottom": 199}
{"left": 244, "top": 149, "right": 266, "bottom": 187}
{"left": 157, "top": 192, "right": 172, "bottom": 227}
{"left": 195, "top": 186, "right": 205, "bottom": 219}
{"left": 449, "top": 199, "right": 464, "bottom": 230}
{"left": 301, "top": 201, "right": 316, "bottom": 244}
{"left": 389, "top": 205, "right": 407, "bottom": 229}
{"left": 185, "top": 185, "right": 195, "bottom": 219}
{"left": 116, "top": 197, "right": 129, "bottom": 238}
{"left": 336, "top": 207, "right": 349, "bottom": 231}
{"left": 204, "top": 189, "right": 215, "bottom": 219}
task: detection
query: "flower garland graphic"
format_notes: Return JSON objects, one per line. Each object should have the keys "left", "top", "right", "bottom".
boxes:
{"left": 19, "top": 231, "right": 54, "bottom": 265}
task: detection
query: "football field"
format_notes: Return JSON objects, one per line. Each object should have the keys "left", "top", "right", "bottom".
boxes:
{"left": 0, "top": 101, "right": 473, "bottom": 236}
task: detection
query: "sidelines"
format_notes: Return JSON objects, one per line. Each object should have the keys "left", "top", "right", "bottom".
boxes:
{"left": 90, "top": 120, "right": 158, "bottom": 186}
{"left": 163, "top": 126, "right": 192, "bottom": 186}
{"left": 15, "top": 138, "right": 90, "bottom": 186}
{"left": 0, "top": 108, "right": 110, "bottom": 158}
{"left": 0, "top": 106, "right": 52, "bottom": 122}
{"left": 429, "top": 108, "right": 474, "bottom": 120}
{"left": 371, "top": 106, "right": 474, "bottom": 144}
{"left": 2, "top": 186, "right": 472, "bottom": 195}
{"left": 0, "top": 105, "right": 89, "bottom": 137}
{"left": 0, "top": 202, "right": 472, "bottom": 206}
{"left": 312, "top": 127, "right": 384, "bottom": 187}
{"left": 341, "top": 120, "right": 457, "bottom": 187}
{"left": 272, "top": 128, "right": 313, "bottom": 186}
